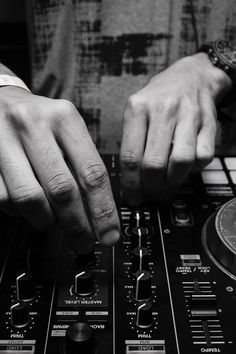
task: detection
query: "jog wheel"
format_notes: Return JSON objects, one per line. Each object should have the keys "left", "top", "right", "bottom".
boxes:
{"left": 202, "top": 198, "right": 236, "bottom": 279}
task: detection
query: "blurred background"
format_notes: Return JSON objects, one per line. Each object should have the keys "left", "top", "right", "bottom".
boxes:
{"left": 0, "top": 0, "right": 30, "bottom": 85}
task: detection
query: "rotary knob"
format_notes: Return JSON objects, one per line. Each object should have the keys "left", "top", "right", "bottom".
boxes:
{"left": 132, "top": 247, "right": 149, "bottom": 273}
{"left": 133, "top": 270, "right": 152, "bottom": 302}
{"left": 136, "top": 302, "right": 153, "bottom": 328}
{"left": 64, "top": 322, "right": 95, "bottom": 354}
{"left": 16, "top": 271, "right": 36, "bottom": 302}
{"left": 11, "top": 300, "right": 29, "bottom": 328}
{"left": 174, "top": 212, "right": 190, "bottom": 224}
{"left": 74, "top": 270, "right": 94, "bottom": 297}
{"left": 130, "top": 227, "right": 148, "bottom": 249}
{"left": 129, "top": 210, "right": 146, "bottom": 228}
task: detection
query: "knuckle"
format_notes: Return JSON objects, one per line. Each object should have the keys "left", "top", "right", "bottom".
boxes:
{"left": 142, "top": 156, "right": 167, "bottom": 171}
{"left": 149, "top": 96, "right": 179, "bottom": 119}
{"left": 11, "top": 185, "right": 45, "bottom": 206}
{"left": 11, "top": 101, "right": 49, "bottom": 132}
{"left": 162, "top": 96, "right": 179, "bottom": 112}
{"left": 127, "top": 94, "right": 146, "bottom": 113}
{"left": 53, "top": 100, "right": 82, "bottom": 134}
{"left": 120, "top": 152, "right": 140, "bottom": 171}
{"left": 82, "top": 163, "right": 108, "bottom": 191}
{"left": 47, "top": 174, "right": 76, "bottom": 204}
{"left": 11, "top": 102, "right": 34, "bottom": 129}
{"left": 57, "top": 99, "right": 77, "bottom": 116}
{"left": 13, "top": 101, "right": 32, "bottom": 118}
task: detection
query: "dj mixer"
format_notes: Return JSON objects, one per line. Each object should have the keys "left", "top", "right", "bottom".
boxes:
{"left": 0, "top": 155, "right": 236, "bottom": 354}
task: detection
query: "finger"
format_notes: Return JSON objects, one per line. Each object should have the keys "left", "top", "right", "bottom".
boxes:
{"left": 192, "top": 117, "right": 217, "bottom": 173}
{"left": 0, "top": 140, "right": 55, "bottom": 230}
{"left": 120, "top": 100, "right": 147, "bottom": 205}
{"left": 55, "top": 102, "right": 120, "bottom": 246}
{"left": 167, "top": 117, "right": 198, "bottom": 189}
{"left": 142, "top": 114, "right": 176, "bottom": 200}
{"left": 21, "top": 126, "right": 94, "bottom": 250}
{"left": 0, "top": 173, "right": 19, "bottom": 217}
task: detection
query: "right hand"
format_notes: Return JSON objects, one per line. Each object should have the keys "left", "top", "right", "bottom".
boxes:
{"left": 120, "top": 53, "right": 231, "bottom": 205}
{"left": 0, "top": 86, "right": 120, "bottom": 247}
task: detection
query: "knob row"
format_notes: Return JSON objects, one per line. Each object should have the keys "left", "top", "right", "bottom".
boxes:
{"left": 73, "top": 251, "right": 151, "bottom": 300}
{"left": 63, "top": 302, "right": 153, "bottom": 354}
{"left": 64, "top": 210, "right": 150, "bottom": 353}
{"left": 10, "top": 271, "right": 36, "bottom": 328}
{"left": 128, "top": 211, "right": 155, "bottom": 329}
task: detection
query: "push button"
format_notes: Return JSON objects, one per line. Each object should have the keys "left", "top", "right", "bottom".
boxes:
{"left": 204, "top": 158, "right": 223, "bottom": 170}
{"left": 224, "top": 157, "right": 236, "bottom": 170}
{"left": 201, "top": 171, "right": 228, "bottom": 185}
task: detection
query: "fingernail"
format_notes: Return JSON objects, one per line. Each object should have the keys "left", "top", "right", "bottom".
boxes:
{"left": 100, "top": 229, "right": 120, "bottom": 246}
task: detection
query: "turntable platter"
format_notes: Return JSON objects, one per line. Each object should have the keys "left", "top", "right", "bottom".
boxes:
{"left": 203, "top": 198, "right": 236, "bottom": 279}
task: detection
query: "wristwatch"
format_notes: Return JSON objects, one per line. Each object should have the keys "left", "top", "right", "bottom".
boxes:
{"left": 199, "top": 39, "right": 236, "bottom": 106}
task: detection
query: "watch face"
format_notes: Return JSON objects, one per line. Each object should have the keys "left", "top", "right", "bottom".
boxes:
{"left": 214, "top": 40, "right": 236, "bottom": 68}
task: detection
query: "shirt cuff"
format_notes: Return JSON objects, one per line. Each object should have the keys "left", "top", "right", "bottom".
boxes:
{"left": 0, "top": 75, "right": 31, "bottom": 92}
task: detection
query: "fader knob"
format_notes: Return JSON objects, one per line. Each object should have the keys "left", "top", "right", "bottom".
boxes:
{"left": 131, "top": 227, "right": 147, "bottom": 248}
{"left": 11, "top": 300, "right": 29, "bottom": 328}
{"left": 74, "top": 270, "right": 94, "bottom": 297}
{"left": 133, "top": 270, "right": 152, "bottom": 301}
{"left": 65, "top": 322, "right": 95, "bottom": 354}
{"left": 132, "top": 247, "right": 149, "bottom": 273}
{"left": 136, "top": 302, "right": 153, "bottom": 328}
{"left": 16, "top": 271, "right": 36, "bottom": 302}
{"left": 129, "top": 210, "right": 146, "bottom": 228}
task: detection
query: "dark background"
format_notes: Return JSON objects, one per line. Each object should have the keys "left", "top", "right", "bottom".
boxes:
{"left": 0, "top": 0, "right": 30, "bottom": 85}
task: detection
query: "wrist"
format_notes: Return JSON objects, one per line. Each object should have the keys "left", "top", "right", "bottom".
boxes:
{"left": 187, "top": 53, "right": 232, "bottom": 104}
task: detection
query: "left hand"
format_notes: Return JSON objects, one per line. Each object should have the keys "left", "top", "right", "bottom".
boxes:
{"left": 120, "top": 53, "right": 232, "bottom": 205}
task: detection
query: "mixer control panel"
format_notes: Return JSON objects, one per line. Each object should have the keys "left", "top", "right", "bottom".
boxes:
{"left": 0, "top": 155, "right": 236, "bottom": 353}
